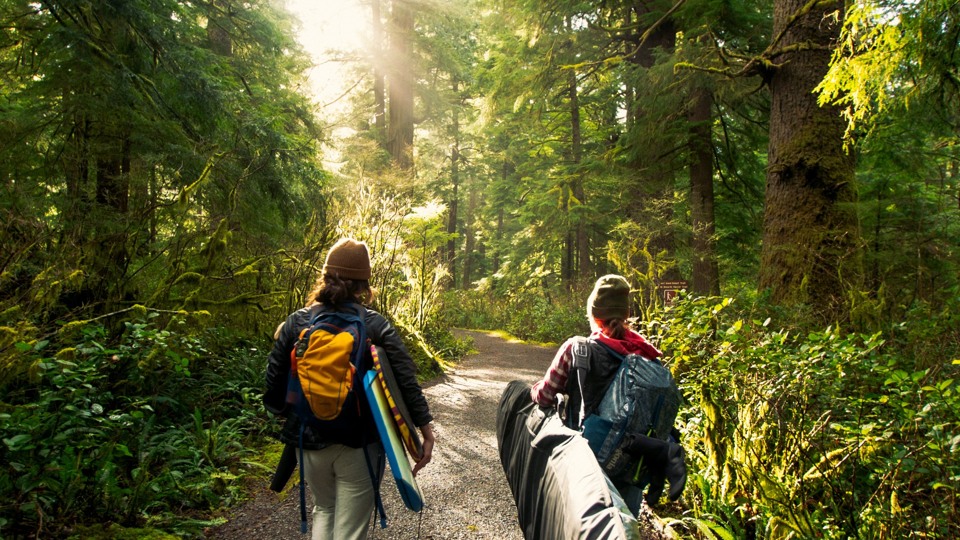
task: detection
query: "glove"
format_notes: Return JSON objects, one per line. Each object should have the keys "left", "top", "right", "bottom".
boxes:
{"left": 644, "top": 470, "right": 666, "bottom": 506}
{"left": 623, "top": 434, "right": 687, "bottom": 503}
{"left": 623, "top": 433, "right": 669, "bottom": 462}
{"left": 665, "top": 441, "right": 687, "bottom": 501}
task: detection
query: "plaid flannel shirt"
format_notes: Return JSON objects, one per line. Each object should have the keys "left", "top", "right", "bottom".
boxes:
{"left": 530, "top": 338, "right": 576, "bottom": 406}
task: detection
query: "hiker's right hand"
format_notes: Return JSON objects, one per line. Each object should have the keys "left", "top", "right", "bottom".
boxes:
{"left": 412, "top": 423, "right": 435, "bottom": 476}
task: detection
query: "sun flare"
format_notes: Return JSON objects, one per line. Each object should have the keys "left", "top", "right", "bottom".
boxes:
{"left": 285, "top": 0, "right": 369, "bottom": 109}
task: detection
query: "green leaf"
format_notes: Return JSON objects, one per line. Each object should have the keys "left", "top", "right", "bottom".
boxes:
{"left": 4, "top": 434, "right": 32, "bottom": 451}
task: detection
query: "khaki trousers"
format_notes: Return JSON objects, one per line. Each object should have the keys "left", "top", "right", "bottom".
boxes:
{"left": 303, "top": 443, "right": 381, "bottom": 540}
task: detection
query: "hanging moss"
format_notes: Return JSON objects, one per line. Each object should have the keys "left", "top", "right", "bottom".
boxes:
{"left": 59, "top": 319, "right": 92, "bottom": 339}
{"left": 172, "top": 272, "right": 204, "bottom": 286}
{"left": 200, "top": 218, "right": 232, "bottom": 273}
{"left": 56, "top": 347, "right": 77, "bottom": 360}
{"left": 139, "top": 347, "right": 165, "bottom": 371}
{"left": 0, "top": 304, "right": 22, "bottom": 324}
{"left": 0, "top": 326, "right": 16, "bottom": 348}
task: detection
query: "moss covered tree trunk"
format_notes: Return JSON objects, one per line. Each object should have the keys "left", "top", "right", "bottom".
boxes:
{"left": 759, "top": 0, "right": 858, "bottom": 315}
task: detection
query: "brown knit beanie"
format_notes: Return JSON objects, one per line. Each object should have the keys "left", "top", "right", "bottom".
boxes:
{"left": 322, "top": 238, "right": 371, "bottom": 280}
{"left": 587, "top": 274, "right": 631, "bottom": 320}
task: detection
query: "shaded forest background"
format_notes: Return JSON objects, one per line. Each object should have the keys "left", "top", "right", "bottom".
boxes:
{"left": 0, "top": 0, "right": 957, "bottom": 538}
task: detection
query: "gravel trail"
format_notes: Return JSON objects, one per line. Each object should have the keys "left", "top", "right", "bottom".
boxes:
{"left": 206, "top": 330, "right": 555, "bottom": 539}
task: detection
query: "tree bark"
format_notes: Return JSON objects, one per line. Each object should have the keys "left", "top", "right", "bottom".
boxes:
{"left": 447, "top": 96, "right": 460, "bottom": 287}
{"left": 759, "top": 0, "right": 858, "bottom": 316}
{"left": 462, "top": 187, "right": 479, "bottom": 289}
{"left": 372, "top": 0, "right": 387, "bottom": 143}
{"left": 689, "top": 86, "right": 720, "bottom": 296}
{"left": 387, "top": 0, "right": 415, "bottom": 170}
{"left": 208, "top": 0, "right": 233, "bottom": 57}
{"left": 569, "top": 66, "right": 591, "bottom": 281}
{"left": 624, "top": 2, "right": 680, "bottom": 283}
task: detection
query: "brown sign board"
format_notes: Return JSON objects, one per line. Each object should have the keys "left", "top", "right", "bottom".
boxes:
{"left": 657, "top": 280, "right": 688, "bottom": 306}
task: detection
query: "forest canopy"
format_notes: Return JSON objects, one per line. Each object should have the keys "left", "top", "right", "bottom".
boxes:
{"left": 0, "top": 0, "right": 957, "bottom": 538}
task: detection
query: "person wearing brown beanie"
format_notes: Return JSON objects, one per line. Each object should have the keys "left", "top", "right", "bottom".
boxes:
{"left": 530, "top": 274, "right": 686, "bottom": 513}
{"left": 265, "top": 238, "right": 435, "bottom": 540}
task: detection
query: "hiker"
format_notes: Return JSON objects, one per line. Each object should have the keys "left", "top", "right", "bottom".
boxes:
{"left": 530, "top": 274, "right": 685, "bottom": 514}
{"left": 264, "top": 238, "right": 435, "bottom": 540}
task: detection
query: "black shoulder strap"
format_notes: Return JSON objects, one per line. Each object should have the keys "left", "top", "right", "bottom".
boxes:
{"left": 569, "top": 337, "right": 591, "bottom": 429}
{"left": 575, "top": 338, "right": 633, "bottom": 426}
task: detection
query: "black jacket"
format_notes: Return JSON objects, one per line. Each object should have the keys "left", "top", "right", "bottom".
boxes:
{"left": 264, "top": 303, "right": 433, "bottom": 450}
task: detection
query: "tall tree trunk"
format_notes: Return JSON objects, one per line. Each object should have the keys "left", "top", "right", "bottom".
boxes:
{"left": 208, "top": 0, "right": 233, "bottom": 56}
{"left": 568, "top": 67, "right": 591, "bottom": 281}
{"left": 62, "top": 116, "right": 91, "bottom": 244}
{"left": 625, "top": 2, "right": 679, "bottom": 284}
{"left": 759, "top": 0, "right": 858, "bottom": 316}
{"left": 447, "top": 95, "right": 460, "bottom": 287}
{"left": 689, "top": 86, "right": 720, "bottom": 295}
{"left": 91, "top": 132, "right": 132, "bottom": 303}
{"left": 462, "top": 187, "right": 479, "bottom": 289}
{"left": 95, "top": 150, "right": 129, "bottom": 213}
{"left": 491, "top": 159, "right": 514, "bottom": 274}
{"left": 372, "top": 0, "right": 386, "bottom": 143}
{"left": 623, "top": 7, "right": 635, "bottom": 134}
{"left": 447, "top": 80, "right": 460, "bottom": 289}
{"left": 495, "top": 204, "right": 503, "bottom": 274}
{"left": 387, "top": 0, "right": 415, "bottom": 170}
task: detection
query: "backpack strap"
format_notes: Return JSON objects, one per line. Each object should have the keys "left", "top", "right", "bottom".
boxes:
{"left": 297, "top": 424, "right": 308, "bottom": 533}
{"left": 568, "top": 337, "right": 591, "bottom": 430}
{"left": 362, "top": 441, "right": 387, "bottom": 529}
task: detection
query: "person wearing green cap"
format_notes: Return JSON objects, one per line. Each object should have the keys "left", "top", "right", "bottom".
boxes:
{"left": 530, "top": 274, "right": 686, "bottom": 513}
{"left": 265, "top": 238, "right": 435, "bottom": 540}
{"left": 531, "top": 275, "right": 661, "bottom": 406}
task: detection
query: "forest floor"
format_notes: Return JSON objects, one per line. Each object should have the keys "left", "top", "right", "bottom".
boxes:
{"left": 204, "top": 330, "right": 555, "bottom": 539}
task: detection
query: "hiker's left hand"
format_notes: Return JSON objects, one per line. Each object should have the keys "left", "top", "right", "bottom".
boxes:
{"left": 412, "top": 423, "right": 435, "bottom": 476}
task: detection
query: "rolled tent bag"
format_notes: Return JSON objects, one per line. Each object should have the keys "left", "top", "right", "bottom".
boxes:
{"left": 496, "top": 380, "right": 640, "bottom": 540}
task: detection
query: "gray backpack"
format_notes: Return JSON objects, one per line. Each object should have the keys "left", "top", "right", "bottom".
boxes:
{"left": 572, "top": 339, "right": 682, "bottom": 483}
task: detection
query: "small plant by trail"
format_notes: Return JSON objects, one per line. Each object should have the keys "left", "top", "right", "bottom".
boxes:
{"left": 0, "top": 316, "right": 271, "bottom": 538}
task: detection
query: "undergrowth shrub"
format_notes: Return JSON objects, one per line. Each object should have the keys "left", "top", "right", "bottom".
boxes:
{"left": 0, "top": 316, "right": 269, "bottom": 538}
{"left": 440, "top": 289, "right": 587, "bottom": 343}
{"left": 646, "top": 294, "right": 959, "bottom": 539}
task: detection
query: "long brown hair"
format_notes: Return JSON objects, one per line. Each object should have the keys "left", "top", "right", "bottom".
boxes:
{"left": 596, "top": 317, "right": 629, "bottom": 340}
{"left": 306, "top": 273, "right": 373, "bottom": 308}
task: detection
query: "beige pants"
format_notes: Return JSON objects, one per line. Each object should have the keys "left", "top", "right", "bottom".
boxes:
{"left": 302, "top": 444, "right": 381, "bottom": 540}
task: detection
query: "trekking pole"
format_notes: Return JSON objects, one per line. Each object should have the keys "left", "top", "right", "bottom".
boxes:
{"left": 631, "top": 456, "right": 645, "bottom": 484}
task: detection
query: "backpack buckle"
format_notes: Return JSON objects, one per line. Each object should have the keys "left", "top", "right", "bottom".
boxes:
{"left": 572, "top": 340, "right": 590, "bottom": 370}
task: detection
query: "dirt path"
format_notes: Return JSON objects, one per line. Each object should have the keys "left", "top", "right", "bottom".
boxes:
{"left": 206, "top": 330, "right": 555, "bottom": 539}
